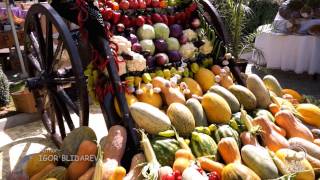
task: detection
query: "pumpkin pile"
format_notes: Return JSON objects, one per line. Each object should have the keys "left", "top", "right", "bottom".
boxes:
{"left": 23, "top": 0, "right": 320, "bottom": 179}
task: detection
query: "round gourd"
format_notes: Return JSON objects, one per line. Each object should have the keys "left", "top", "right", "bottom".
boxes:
{"left": 190, "top": 132, "right": 217, "bottom": 159}
{"left": 167, "top": 103, "right": 195, "bottom": 136}
{"left": 241, "top": 145, "right": 278, "bottom": 179}
{"left": 208, "top": 85, "right": 240, "bottom": 113}
{"left": 263, "top": 75, "right": 283, "bottom": 97}
{"left": 114, "top": 93, "right": 138, "bottom": 117}
{"left": 61, "top": 126, "right": 97, "bottom": 164}
{"left": 130, "top": 102, "right": 171, "bottom": 134}
{"left": 201, "top": 93, "right": 232, "bottom": 124}
{"left": 41, "top": 166, "right": 67, "bottom": 180}
{"left": 246, "top": 74, "right": 271, "bottom": 108}
{"left": 296, "top": 103, "right": 320, "bottom": 128}
{"left": 186, "top": 98, "right": 208, "bottom": 127}
{"left": 194, "top": 68, "right": 215, "bottom": 92}
{"left": 182, "top": 78, "right": 203, "bottom": 98}
{"left": 25, "top": 150, "right": 59, "bottom": 177}
{"left": 136, "top": 84, "right": 162, "bottom": 108}
{"left": 228, "top": 85, "right": 257, "bottom": 111}
{"left": 151, "top": 138, "right": 180, "bottom": 166}
{"left": 221, "top": 163, "right": 261, "bottom": 180}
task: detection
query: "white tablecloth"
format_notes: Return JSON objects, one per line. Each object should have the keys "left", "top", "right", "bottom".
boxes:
{"left": 254, "top": 30, "right": 320, "bottom": 75}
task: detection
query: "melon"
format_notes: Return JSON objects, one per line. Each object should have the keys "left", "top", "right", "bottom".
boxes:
{"left": 194, "top": 68, "right": 215, "bottom": 92}
{"left": 182, "top": 78, "right": 203, "bottom": 98}
{"left": 263, "top": 75, "right": 283, "bottom": 97}
{"left": 130, "top": 102, "right": 171, "bottom": 134}
{"left": 186, "top": 98, "right": 208, "bottom": 127}
{"left": 228, "top": 85, "right": 257, "bottom": 111}
{"left": 208, "top": 85, "right": 240, "bottom": 113}
{"left": 115, "top": 93, "right": 138, "bottom": 117}
{"left": 246, "top": 74, "right": 271, "bottom": 108}
{"left": 167, "top": 103, "right": 195, "bottom": 136}
{"left": 296, "top": 103, "right": 320, "bottom": 128}
{"left": 201, "top": 93, "right": 232, "bottom": 124}
{"left": 136, "top": 84, "right": 162, "bottom": 108}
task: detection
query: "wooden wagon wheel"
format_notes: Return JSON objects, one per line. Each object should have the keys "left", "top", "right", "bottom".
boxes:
{"left": 24, "top": 3, "right": 89, "bottom": 147}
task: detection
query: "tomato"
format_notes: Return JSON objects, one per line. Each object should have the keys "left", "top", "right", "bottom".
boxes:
{"left": 162, "top": 173, "right": 175, "bottom": 180}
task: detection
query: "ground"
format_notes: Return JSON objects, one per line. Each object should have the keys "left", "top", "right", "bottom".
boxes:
{"left": 0, "top": 64, "right": 319, "bottom": 179}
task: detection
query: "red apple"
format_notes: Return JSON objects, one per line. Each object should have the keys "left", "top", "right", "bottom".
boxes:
{"left": 151, "top": 13, "right": 163, "bottom": 23}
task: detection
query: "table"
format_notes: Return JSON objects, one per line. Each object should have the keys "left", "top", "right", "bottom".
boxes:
{"left": 253, "top": 28, "right": 320, "bottom": 75}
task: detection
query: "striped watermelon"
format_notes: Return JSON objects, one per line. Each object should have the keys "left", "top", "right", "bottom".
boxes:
{"left": 151, "top": 137, "right": 180, "bottom": 166}
{"left": 229, "top": 112, "right": 253, "bottom": 133}
{"left": 190, "top": 132, "right": 217, "bottom": 159}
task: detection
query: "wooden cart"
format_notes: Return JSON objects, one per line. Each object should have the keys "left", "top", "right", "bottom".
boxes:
{"left": 23, "top": 0, "right": 245, "bottom": 168}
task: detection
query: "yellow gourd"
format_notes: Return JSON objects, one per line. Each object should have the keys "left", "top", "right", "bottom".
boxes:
{"left": 136, "top": 84, "right": 162, "bottom": 108}
{"left": 114, "top": 93, "right": 138, "bottom": 117}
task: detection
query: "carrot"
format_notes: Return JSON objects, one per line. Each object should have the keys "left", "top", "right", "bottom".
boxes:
{"left": 67, "top": 140, "right": 97, "bottom": 180}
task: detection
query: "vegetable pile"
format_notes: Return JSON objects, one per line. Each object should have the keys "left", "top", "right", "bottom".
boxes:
{"left": 22, "top": 0, "right": 320, "bottom": 179}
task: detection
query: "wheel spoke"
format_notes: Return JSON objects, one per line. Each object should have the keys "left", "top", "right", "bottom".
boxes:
{"left": 52, "top": 77, "right": 76, "bottom": 84}
{"left": 45, "top": 19, "right": 53, "bottom": 71}
{"left": 27, "top": 53, "right": 42, "bottom": 72}
{"left": 33, "top": 14, "right": 46, "bottom": 66}
{"left": 29, "top": 32, "right": 43, "bottom": 69}
{"left": 51, "top": 39, "right": 63, "bottom": 73}
{"left": 53, "top": 91, "right": 75, "bottom": 131}
{"left": 55, "top": 89, "right": 79, "bottom": 115}
{"left": 52, "top": 94, "right": 66, "bottom": 139}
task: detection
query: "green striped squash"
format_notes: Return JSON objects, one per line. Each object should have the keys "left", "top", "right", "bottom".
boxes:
{"left": 151, "top": 138, "right": 180, "bottom": 166}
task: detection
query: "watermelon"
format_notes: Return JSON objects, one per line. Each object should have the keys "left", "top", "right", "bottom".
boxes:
{"left": 190, "top": 132, "right": 217, "bottom": 159}
{"left": 151, "top": 138, "right": 180, "bottom": 166}
{"left": 214, "top": 125, "right": 240, "bottom": 146}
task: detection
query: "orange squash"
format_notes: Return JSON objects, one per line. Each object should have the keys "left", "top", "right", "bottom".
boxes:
{"left": 218, "top": 137, "right": 241, "bottom": 164}
{"left": 67, "top": 140, "right": 97, "bottom": 180}
{"left": 253, "top": 117, "right": 289, "bottom": 152}
{"left": 275, "top": 110, "right": 314, "bottom": 141}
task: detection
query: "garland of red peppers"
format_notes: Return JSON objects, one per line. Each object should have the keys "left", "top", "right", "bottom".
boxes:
{"left": 83, "top": 0, "right": 223, "bottom": 104}
{"left": 20, "top": 0, "right": 320, "bottom": 180}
